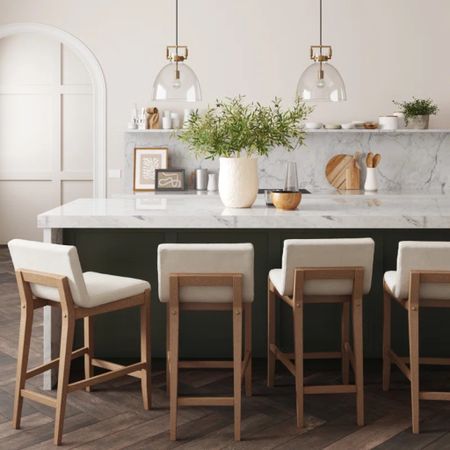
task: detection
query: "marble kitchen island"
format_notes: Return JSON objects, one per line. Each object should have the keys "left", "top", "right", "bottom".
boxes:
{"left": 38, "top": 192, "right": 450, "bottom": 388}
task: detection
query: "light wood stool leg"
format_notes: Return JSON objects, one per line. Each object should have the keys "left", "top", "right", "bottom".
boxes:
{"left": 140, "top": 289, "right": 151, "bottom": 410}
{"left": 169, "top": 304, "right": 179, "bottom": 441}
{"left": 233, "top": 303, "right": 243, "bottom": 441}
{"left": 12, "top": 302, "right": 33, "bottom": 429}
{"left": 408, "top": 296, "right": 420, "bottom": 433}
{"left": 83, "top": 316, "right": 94, "bottom": 393}
{"left": 54, "top": 314, "right": 75, "bottom": 446}
{"left": 341, "top": 302, "right": 350, "bottom": 385}
{"left": 267, "top": 281, "right": 276, "bottom": 388}
{"left": 382, "top": 290, "right": 392, "bottom": 392}
{"left": 293, "top": 300, "right": 304, "bottom": 428}
{"left": 166, "top": 304, "right": 170, "bottom": 396}
{"left": 244, "top": 303, "right": 252, "bottom": 397}
{"left": 352, "top": 295, "right": 364, "bottom": 426}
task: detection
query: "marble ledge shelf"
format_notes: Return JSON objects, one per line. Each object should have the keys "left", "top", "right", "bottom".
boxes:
{"left": 125, "top": 128, "right": 450, "bottom": 134}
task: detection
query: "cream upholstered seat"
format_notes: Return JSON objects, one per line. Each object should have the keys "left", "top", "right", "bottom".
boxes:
{"left": 268, "top": 237, "right": 375, "bottom": 430}
{"left": 7, "top": 239, "right": 151, "bottom": 446}
{"left": 8, "top": 239, "right": 149, "bottom": 307}
{"left": 383, "top": 241, "right": 450, "bottom": 300}
{"left": 158, "top": 243, "right": 254, "bottom": 303}
{"left": 158, "top": 243, "right": 254, "bottom": 442}
{"left": 83, "top": 272, "right": 150, "bottom": 307}
{"left": 269, "top": 238, "right": 374, "bottom": 297}
{"left": 383, "top": 241, "right": 450, "bottom": 434}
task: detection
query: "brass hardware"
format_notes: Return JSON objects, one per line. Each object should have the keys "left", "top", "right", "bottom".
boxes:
{"left": 310, "top": 45, "right": 333, "bottom": 62}
{"left": 166, "top": 45, "right": 189, "bottom": 62}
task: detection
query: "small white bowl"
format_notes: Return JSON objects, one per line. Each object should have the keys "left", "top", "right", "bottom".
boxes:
{"left": 305, "top": 122, "right": 323, "bottom": 129}
{"left": 324, "top": 123, "right": 342, "bottom": 129}
{"left": 341, "top": 123, "right": 355, "bottom": 129}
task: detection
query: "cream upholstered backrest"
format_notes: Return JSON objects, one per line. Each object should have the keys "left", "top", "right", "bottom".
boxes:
{"left": 279, "top": 238, "right": 375, "bottom": 296}
{"left": 8, "top": 239, "right": 89, "bottom": 307}
{"left": 394, "top": 241, "right": 450, "bottom": 300}
{"left": 158, "top": 243, "right": 254, "bottom": 303}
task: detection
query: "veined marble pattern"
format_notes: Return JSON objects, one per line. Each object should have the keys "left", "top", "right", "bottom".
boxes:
{"left": 124, "top": 130, "right": 450, "bottom": 193}
{"left": 38, "top": 192, "right": 450, "bottom": 229}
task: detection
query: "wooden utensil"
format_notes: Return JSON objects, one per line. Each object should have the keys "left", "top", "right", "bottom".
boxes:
{"left": 373, "top": 153, "right": 381, "bottom": 168}
{"left": 366, "top": 152, "right": 374, "bottom": 168}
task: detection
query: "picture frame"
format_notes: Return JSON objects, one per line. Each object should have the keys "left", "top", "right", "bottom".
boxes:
{"left": 155, "top": 169, "right": 186, "bottom": 191}
{"left": 133, "top": 147, "right": 168, "bottom": 191}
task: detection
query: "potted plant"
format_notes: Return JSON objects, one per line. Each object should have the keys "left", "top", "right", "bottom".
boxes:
{"left": 392, "top": 97, "right": 438, "bottom": 129}
{"left": 178, "top": 96, "right": 311, "bottom": 208}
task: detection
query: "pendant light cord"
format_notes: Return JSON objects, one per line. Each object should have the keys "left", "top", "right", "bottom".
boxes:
{"left": 175, "top": 0, "right": 179, "bottom": 57}
{"left": 319, "top": 0, "right": 323, "bottom": 54}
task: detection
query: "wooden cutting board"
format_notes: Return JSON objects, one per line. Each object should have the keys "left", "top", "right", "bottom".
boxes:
{"left": 325, "top": 154, "right": 355, "bottom": 189}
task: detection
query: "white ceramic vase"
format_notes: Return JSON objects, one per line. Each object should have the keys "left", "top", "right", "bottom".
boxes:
{"left": 364, "top": 168, "right": 378, "bottom": 192}
{"left": 218, "top": 157, "right": 258, "bottom": 208}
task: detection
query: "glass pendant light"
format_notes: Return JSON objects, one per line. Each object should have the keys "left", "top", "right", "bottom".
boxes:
{"left": 297, "top": 0, "right": 346, "bottom": 102}
{"left": 152, "top": 0, "right": 201, "bottom": 102}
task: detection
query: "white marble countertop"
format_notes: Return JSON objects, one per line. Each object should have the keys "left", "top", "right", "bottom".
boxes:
{"left": 37, "top": 191, "right": 450, "bottom": 229}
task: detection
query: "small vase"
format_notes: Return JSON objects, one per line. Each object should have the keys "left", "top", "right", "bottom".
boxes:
{"left": 407, "top": 115, "right": 429, "bottom": 130}
{"left": 364, "top": 168, "right": 378, "bottom": 192}
{"left": 218, "top": 157, "right": 258, "bottom": 208}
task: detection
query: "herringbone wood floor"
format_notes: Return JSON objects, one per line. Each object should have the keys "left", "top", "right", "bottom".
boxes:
{"left": 3, "top": 247, "right": 450, "bottom": 449}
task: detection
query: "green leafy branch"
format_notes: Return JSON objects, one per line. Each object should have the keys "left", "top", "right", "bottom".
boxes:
{"left": 178, "top": 96, "right": 313, "bottom": 159}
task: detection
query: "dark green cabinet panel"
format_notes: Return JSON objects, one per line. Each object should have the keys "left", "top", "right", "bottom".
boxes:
{"left": 64, "top": 228, "right": 450, "bottom": 361}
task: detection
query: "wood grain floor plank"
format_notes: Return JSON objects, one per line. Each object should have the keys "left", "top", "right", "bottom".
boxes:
{"left": 4, "top": 413, "right": 97, "bottom": 450}
{"left": 75, "top": 408, "right": 209, "bottom": 449}
{"left": 322, "top": 413, "right": 411, "bottom": 450}
{"left": 374, "top": 411, "right": 450, "bottom": 450}
{"left": 0, "top": 412, "right": 52, "bottom": 439}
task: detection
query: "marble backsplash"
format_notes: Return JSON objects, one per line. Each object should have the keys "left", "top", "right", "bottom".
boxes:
{"left": 124, "top": 130, "right": 450, "bottom": 193}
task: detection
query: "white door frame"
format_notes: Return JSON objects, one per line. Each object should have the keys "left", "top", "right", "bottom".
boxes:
{"left": 0, "top": 22, "right": 107, "bottom": 197}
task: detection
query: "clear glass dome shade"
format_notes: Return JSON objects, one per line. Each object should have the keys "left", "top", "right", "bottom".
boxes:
{"left": 297, "top": 61, "right": 346, "bottom": 102}
{"left": 152, "top": 61, "right": 202, "bottom": 102}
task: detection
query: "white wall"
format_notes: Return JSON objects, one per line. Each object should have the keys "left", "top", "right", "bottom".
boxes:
{"left": 1, "top": 0, "right": 449, "bottom": 195}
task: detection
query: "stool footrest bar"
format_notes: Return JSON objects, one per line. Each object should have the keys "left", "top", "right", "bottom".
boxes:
{"left": 304, "top": 384, "right": 357, "bottom": 395}
{"left": 419, "top": 391, "right": 450, "bottom": 401}
{"left": 21, "top": 389, "right": 57, "bottom": 408}
{"left": 25, "top": 347, "right": 88, "bottom": 380}
{"left": 178, "top": 360, "right": 233, "bottom": 369}
{"left": 177, "top": 396, "right": 234, "bottom": 407}
{"left": 91, "top": 358, "right": 143, "bottom": 379}
{"left": 68, "top": 362, "right": 145, "bottom": 392}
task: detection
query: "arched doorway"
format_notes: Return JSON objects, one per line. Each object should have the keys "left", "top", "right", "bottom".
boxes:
{"left": 0, "top": 23, "right": 106, "bottom": 241}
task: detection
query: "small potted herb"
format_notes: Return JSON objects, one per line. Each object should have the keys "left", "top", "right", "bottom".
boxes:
{"left": 179, "top": 96, "right": 311, "bottom": 208}
{"left": 392, "top": 97, "right": 438, "bottom": 129}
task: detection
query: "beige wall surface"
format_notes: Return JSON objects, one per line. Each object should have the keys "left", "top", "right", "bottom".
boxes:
{"left": 1, "top": 0, "right": 449, "bottom": 195}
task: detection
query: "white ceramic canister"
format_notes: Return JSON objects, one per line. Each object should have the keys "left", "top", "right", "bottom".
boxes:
{"left": 207, "top": 173, "right": 218, "bottom": 191}
{"left": 170, "top": 112, "right": 181, "bottom": 129}
{"left": 162, "top": 116, "right": 172, "bottom": 130}
{"left": 378, "top": 115, "right": 398, "bottom": 130}
{"left": 183, "top": 108, "right": 194, "bottom": 128}
{"left": 364, "top": 168, "right": 378, "bottom": 192}
{"left": 392, "top": 112, "right": 406, "bottom": 129}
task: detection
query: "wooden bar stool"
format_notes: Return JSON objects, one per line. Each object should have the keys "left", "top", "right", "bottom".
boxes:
{"left": 383, "top": 241, "right": 450, "bottom": 433}
{"left": 267, "top": 238, "right": 374, "bottom": 428}
{"left": 8, "top": 239, "right": 151, "bottom": 446}
{"left": 158, "top": 243, "right": 254, "bottom": 441}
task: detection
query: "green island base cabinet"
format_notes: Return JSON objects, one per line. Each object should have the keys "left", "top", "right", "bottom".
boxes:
{"left": 38, "top": 192, "right": 450, "bottom": 388}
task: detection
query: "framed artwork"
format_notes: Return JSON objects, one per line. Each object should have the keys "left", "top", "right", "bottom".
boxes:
{"left": 155, "top": 169, "right": 185, "bottom": 191}
{"left": 133, "top": 147, "right": 168, "bottom": 191}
